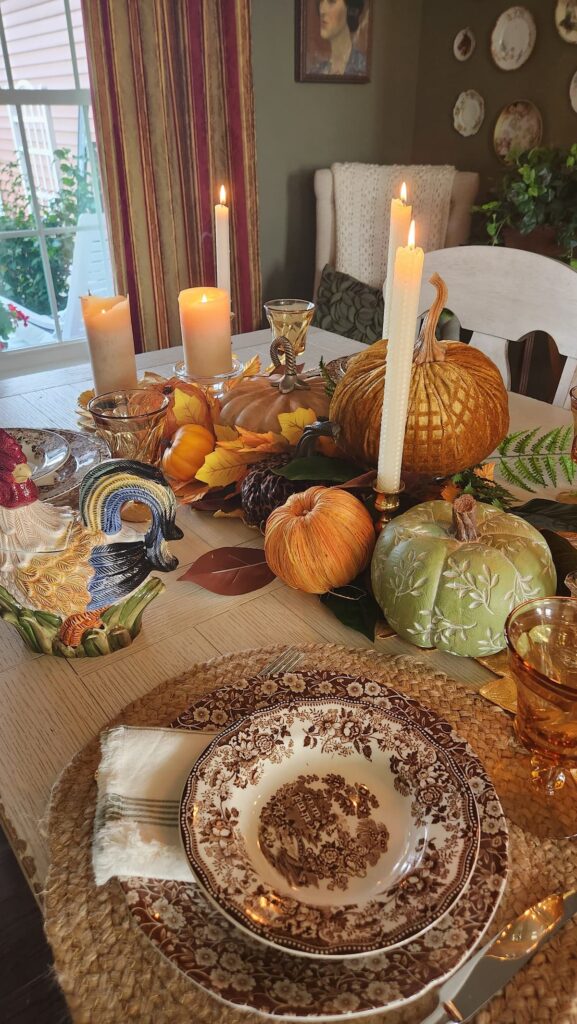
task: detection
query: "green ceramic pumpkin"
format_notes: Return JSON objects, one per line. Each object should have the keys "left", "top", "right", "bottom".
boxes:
{"left": 371, "top": 496, "right": 556, "bottom": 658}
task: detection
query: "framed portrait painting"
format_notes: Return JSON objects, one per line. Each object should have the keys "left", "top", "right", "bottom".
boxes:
{"left": 295, "top": 0, "right": 372, "bottom": 83}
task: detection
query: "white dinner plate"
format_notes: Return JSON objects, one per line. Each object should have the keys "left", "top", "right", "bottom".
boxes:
{"left": 491, "top": 6, "right": 536, "bottom": 71}
{"left": 453, "top": 89, "right": 485, "bottom": 137}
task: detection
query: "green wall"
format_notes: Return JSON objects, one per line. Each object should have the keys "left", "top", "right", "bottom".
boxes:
{"left": 251, "top": 0, "right": 423, "bottom": 305}
{"left": 412, "top": 1, "right": 577, "bottom": 191}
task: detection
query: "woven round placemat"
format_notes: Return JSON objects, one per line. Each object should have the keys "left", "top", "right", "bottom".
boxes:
{"left": 44, "top": 644, "right": 577, "bottom": 1024}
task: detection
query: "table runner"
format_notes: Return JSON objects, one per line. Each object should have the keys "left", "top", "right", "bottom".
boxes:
{"left": 44, "top": 644, "right": 577, "bottom": 1024}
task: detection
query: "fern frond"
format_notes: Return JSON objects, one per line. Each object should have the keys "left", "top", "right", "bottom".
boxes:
{"left": 498, "top": 458, "right": 537, "bottom": 492}
{"left": 543, "top": 454, "right": 558, "bottom": 486}
{"left": 544, "top": 427, "right": 562, "bottom": 453}
{"left": 514, "top": 456, "right": 544, "bottom": 488}
{"left": 319, "top": 357, "right": 336, "bottom": 398}
{"left": 560, "top": 455, "right": 577, "bottom": 485}
{"left": 515, "top": 427, "right": 540, "bottom": 454}
{"left": 560, "top": 425, "right": 574, "bottom": 452}
{"left": 527, "top": 455, "right": 546, "bottom": 487}
{"left": 498, "top": 430, "right": 529, "bottom": 457}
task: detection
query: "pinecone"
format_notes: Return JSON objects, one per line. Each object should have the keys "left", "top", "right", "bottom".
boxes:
{"left": 241, "top": 455, "right": 308, "bottom": 529}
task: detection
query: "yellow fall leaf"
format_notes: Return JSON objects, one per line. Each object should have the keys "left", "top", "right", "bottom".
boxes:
{"left": 474, "top": 462, "right": 496, "bottom": 482}
{"left": 224, "top": 353, "right": 261, "bottom": 392}
{"left": 172, "top": 385, "right": 213, "bottom": 430}
{"left": 277, "top": 407, "right": 317, "bottom": 445}
{"left": 213, "top": 508, "right": 246, "bottom": 519}
{"left": 195, "top": 447, "right": 270, "bottom": 488}
{"left": 441, "top": 482, "right": 461, "bottom": 503}
{"left": 214, "top": 423, "right": 239, "bottom": 442}
{"left": 171, "top": 480, "right": 210, "bottom": 504}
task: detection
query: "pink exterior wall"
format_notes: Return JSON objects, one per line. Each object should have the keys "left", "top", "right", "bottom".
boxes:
{"left": 0, "top": 0, "right": 90, "bottom": 190}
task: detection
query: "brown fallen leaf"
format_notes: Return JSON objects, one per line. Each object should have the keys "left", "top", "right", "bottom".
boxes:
{"left": 179, "top": 547, "right": 275, "bottom": 595}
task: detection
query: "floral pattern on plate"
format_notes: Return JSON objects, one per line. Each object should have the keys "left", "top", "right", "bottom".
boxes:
{"left": 491, "top": 6, "right": 536, "bottom": 71}
{"left": 6, "top": 428, "right": 70, "bottom": 482}
{"left": 180, "top": 698, "right": 480, "bottom": 957}
{"left": 121, "top": 671, "right": 508, "bottom": 1021}
{"left": 453, "top": 90, "right": 485, "bottom": 137}
{"left": 453, "top": 27, "right": 475, "bottom": 62}
{"left": 556, "top": 0, "right": 577, "bottom": 43}
{"left": 494, "top": 100, "right": 543, "bottom": 164}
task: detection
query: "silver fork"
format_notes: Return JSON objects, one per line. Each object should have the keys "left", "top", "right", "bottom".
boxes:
{"left": 255, "top": 647, "right": 304, "bottom": 679}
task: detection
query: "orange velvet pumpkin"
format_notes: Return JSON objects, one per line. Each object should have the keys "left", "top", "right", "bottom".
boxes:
{"left": 329, "top": 274, "right": 510, "bottom": 477}
{"left": 264, "top": 486, "right": 375, "bottom": 594}
{"left": 161, "top": 424, "right": 215, "bottom": 482}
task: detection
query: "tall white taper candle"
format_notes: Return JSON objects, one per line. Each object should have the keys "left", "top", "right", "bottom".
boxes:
{"left": 376, "top": 220, "right": 424, "bottom": 493}
{"left": 215, "top": 185, "right": 231, "bottom": 301}
{"left": 382, "top": 182, "right": 411, "bottom": 340}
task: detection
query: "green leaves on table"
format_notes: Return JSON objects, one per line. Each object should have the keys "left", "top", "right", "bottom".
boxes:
{"left": 272, "top": 456, "right": 363, "bottom": 483}
{"left": 179, "top": 547, "right": 275, "bottom": 595}
{"left": 320, "top": 576, "right": 380, "bottom": 641}
{"left": 497, "top": 427, "right": 575, "bottom": 492}
{"left": 513, "top": 498, "right": 577, "bottom": 532}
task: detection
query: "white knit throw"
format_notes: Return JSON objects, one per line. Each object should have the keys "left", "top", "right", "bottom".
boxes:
{"left": 332, "top": 162, "right": 456, "bottom": 288}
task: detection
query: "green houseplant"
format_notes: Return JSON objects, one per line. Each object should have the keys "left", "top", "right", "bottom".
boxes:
{"left": 475, "top": 145, "right": 577, "bottom": 264}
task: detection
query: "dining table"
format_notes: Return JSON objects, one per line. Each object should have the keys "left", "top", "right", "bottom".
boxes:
{"left": 0, "top": 324, "right": 573, "bottom": 898}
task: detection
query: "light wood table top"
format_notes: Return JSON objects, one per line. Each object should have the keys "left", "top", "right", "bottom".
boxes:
{"left": 0, "top": 327, "right": 572, "bottom": 894}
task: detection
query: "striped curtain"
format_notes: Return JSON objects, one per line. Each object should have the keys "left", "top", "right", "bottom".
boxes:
{"left": 81, "top": 0, "right": 261, "bottom": 352}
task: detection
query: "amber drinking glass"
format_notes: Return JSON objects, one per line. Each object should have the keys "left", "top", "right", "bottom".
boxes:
{"left": 88, "top": 389, "right": 169, "bottom": 465}
{"left": 264, "top": 299, "right": 315, "bottom": 356}
{"left": 505, "top": 596, "right": 577, "bottom": 838}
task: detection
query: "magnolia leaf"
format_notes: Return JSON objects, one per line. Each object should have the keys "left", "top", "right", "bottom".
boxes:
{"left": 336, "top": 469, "right": 377, "bottom": 491}
{"left": 214, "top": 423, "right": 239, "bottom": 442}
{"left": 320, "top": 580, "right": 380, "bottom": 641}
{"left": 277, "top": 407, "right": 318, "bottom": 445}
{"left": 195, "top": 447, "right": 269, "bottom": 487}
{"left": 541, "top": 530, "right": 577, "bottom": 595}
{"left": 513, "top": 499, "right": 577, "bottom": 532}
{"left": 273, "top": 456, "right": 362, "bottom": 482}
{"left": 188, "top": 486, "right": 242, "bottom": 512}
{"left": 179, "top": 547, "right": 275, "bottom": 595}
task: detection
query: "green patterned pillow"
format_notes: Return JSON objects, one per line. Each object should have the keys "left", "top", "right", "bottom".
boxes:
{"left": 313, "top": 265, "right": 383, "bottom": 344}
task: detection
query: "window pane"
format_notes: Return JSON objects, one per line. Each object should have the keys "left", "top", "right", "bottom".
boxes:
{"left": 0, "top": 234, "right": 56, "bottom": 351}
{"left": 2, "top": 0, "right": 77, "bottom": 90}
{"left": 46, "top": 225, "right": 113, "bottom": 341}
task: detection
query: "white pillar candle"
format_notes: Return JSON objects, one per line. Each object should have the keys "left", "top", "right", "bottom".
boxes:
{"left": 376, "top": 220, "right": 424, "bottom": 493}
{"left": 382, "top": 182, "right": 412, "bottom": 340}
{"left": 178, "top": 286, "right": 232, "bottom": 378}
{"left": 81, "top": 294, "right": 138, "bottom": 396}
{"left": 215, "top": 185, "right": 231, "bottom": 301}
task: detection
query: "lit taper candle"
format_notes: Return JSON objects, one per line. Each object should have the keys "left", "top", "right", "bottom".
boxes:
{"left": 377, "top": 220, "right": 424, "bottom": 493}
{"left": 382, "top": 182, "right": 412, "bottom": 340}
{"left": 215, "top": 185, "right": 231, "bottom": 301}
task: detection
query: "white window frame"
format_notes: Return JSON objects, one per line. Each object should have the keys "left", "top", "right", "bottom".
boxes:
{"left": 0, "top": 0, "right": 110, "bottom": 375}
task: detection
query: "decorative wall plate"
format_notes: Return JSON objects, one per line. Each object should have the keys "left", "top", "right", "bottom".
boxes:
{"left": 123, "top": 671, "right": 508, "bottom": 1021}
{"left": 453, "top": 89, "right": 485, "bottom": 137}
{"left": 453, "top": 27, "right": 476, "bottom": 61}
{"left": 181, "top": 697, "right": 480, "bottom": 959}
{"left": 570, "top": 69, "right": 577, "bottom": 111}
{"left": 7, "top": 427, "right": 70, "bottom": 483}
{"left": 494, "top": 100, "right": 543, "bottom": 162}
{"left": 37, "top": 430, "right": 109, "bottom": 505}
{"left": 556, "top": 0, "right": 577, "bottom": 43}
{"left": 491, "top": 6, "right": 536, "bottom": 70}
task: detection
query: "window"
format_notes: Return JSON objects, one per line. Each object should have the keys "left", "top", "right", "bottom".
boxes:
{"left": 0, "top": 0, "right": 112, "bottom": 359}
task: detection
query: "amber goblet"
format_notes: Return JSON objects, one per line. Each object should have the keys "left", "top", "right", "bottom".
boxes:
{"left": 505, "top": 596, "right": 577, "bottom": 838}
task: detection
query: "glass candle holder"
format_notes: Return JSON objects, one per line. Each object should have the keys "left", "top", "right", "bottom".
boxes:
{"left": 505, "top": 596, "right": 577, "bottom": 837}
{"left": 88, "top": 389, "right": 169, "bottom": 465}
{"left": 264, "top": 299, "right": 315, "bottom": 357}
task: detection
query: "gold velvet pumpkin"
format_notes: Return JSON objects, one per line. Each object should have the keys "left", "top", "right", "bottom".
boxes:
{"left": 329, "top": 274, "right": 510, "bottom": 476}
{"left": 264, "top": 486, "right": 375, "bottom": 594}
{"left": 218, "top": 338, "right": 330, "bottom": 434}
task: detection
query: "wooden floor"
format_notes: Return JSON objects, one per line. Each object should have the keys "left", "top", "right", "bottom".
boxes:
{"left": 0, "top": 828, "right": 71, "bottom": 1024}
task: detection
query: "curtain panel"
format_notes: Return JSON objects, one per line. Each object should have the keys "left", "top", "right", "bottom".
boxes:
{"left": 81, "top": 0, "right": 261, "bottom": 352}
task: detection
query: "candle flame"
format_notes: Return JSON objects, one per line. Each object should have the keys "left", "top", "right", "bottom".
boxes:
{"left": 219, "top": 185, "right": 226, "bottom": 205}
{"left": 408, "top": 220, "right": 416, "bottom": 249}
{"left": 400, "top": 181, "right": 407, "bottom": 203}
{"left": 201, "top": 293, "right": 208, "bottom": 303}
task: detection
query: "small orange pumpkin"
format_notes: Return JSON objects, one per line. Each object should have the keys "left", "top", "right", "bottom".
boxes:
{"left": 161, "top": 424, "right": 215, "bottom": 482}
{"left": 264, "top": 486, "right": 375, "bottom": 594}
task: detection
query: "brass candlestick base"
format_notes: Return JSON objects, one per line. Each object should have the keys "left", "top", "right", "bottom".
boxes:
{"left": 373, "top": 482, "right": 405, "bottom": 533}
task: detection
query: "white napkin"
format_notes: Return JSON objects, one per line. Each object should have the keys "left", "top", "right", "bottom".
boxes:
{"left": 92, "top": 725, "right": 212, "bottom": 885}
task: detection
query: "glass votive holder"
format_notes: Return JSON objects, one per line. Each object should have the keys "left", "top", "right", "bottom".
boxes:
{"left": 88, "top": 389, "right": 169, "bottom": 465}
{"left": 506, "top": 597, "right": 577, "bottom": 772}
{"left": 264, "top": 299, "right": 315, "bottom": 357}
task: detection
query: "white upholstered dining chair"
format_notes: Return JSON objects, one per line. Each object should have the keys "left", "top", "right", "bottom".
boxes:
{"left": 314, "top": 168, "right": 479, "bottom": 294}
{"left": 419, "top": 246, "right": 577, "bottom": 408}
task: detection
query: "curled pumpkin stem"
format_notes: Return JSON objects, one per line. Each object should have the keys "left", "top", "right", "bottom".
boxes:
{"left": 414, "top": 273, "right": 448, "bottom": 365}
{"left": 452, "top": 493, "right": 479, "bottom": 541}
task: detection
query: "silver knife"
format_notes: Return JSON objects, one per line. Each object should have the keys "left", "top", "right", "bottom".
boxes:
{"left": 423, "top": 888, "right": 577, "bottom": 1024}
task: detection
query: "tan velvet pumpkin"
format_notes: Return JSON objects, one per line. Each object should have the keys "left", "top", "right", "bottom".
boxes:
{"left": 264, "top": 486, "right": 375, "bottom": 594}
{"left": 218, "top": 337, "right": 330, "bottom": 434}
{"left": 329, "top": 274, "right": 510, "bottom": 476}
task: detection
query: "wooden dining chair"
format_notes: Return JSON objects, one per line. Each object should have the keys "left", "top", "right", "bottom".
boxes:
{"left": 419, "top": 246, "right": 577, "bottom": 408}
